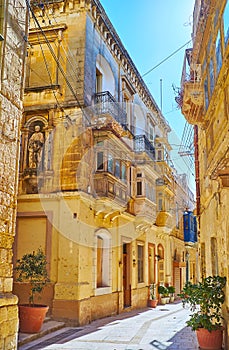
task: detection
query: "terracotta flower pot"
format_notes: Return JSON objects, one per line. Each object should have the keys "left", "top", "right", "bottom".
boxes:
{"left": 196, "top": 328, "right": 223, "bottom": 350}
{"left": 148, "top": 299, "right": 158, "bottom": 308}
{"left": 19, "top": 304, "right": 49, "bottom": 333}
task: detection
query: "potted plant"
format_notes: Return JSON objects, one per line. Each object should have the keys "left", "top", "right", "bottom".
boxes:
{"left": 158, "top": 285, "right": 168, "bottom": 305}
{"left": 148, "top": 283, "right": 158, "bottom": 308}
{"left": 15, "top": 248, "right": 50, "bottom": 333}
{"left": 167, "top": 285, "right": 175, "bottom": 302}
{"left": 179, "top": 275, "right": 226, "bottom": 350}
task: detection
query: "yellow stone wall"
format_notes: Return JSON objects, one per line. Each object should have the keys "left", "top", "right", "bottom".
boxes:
{"left": 0, "top": 0, "right": 27, "bottom": 347}
{"left": 181, "top": 0, "right": 229, "bottom": 346}
{"left": 14, "top": 0, "right": 197, "bottom": 327}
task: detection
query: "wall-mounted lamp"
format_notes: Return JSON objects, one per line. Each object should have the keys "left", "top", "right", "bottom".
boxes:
{"left": 119, "top": 260, "right": 122, "bottom": 267}
{"left": 133, "top": 259, "right": 136, "bottom": 267}
{"left": 155, "top": 254, "right": 162, "bottom": 261}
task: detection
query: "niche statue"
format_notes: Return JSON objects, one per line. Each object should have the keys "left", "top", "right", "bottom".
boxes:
{"left": 28, "top": 125, "right": 44, "bottom": 168}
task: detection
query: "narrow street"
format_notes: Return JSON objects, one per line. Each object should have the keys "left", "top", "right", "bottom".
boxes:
{"left": 19, "top": 302, "right": 199, "bottom": 350}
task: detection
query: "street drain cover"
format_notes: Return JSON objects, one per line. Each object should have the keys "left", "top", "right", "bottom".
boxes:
{"left": 159, "top": 309, "right": 170, "bottom": 311}
{"left": 24, "top": 328, "right": 82, "bottom": 350}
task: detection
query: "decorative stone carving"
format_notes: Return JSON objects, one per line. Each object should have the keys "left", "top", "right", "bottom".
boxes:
{"left": 28, "top": 125, "right": 44, "bottom": 168}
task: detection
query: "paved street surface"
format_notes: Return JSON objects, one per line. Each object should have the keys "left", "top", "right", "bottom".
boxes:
{"left": 19, "top": 302, "right": 200, "bottom": 350}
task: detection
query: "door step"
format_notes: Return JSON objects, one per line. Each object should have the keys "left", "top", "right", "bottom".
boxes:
{"left": 18, "top": 320, "right": 65, "bottom": 347}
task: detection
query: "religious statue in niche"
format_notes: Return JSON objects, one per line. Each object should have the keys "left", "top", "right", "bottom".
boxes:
{"left": 28, "top": 125, "right": 44, "bottom": 168}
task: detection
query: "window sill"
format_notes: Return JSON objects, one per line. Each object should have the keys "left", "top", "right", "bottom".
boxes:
{"left": 95, "top": 286, "right": 112, "bottom": 296}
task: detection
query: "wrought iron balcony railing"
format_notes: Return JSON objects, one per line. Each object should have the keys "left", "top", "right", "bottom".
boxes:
{"left": 94, "top": 91, "right": 127, "bottom": 126}
{"left": 134, "top": 135, "right": 155, "bottom": 160}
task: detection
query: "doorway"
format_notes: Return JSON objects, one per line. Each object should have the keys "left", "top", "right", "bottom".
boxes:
{"left": 148, "top": 244, "right": 156, "bottom": 285}
{"left": 123, "top": 243, "right": 131, "bottom": 308}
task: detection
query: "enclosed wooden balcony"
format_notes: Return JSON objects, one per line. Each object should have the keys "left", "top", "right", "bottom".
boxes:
{"left": 93, "top": 172, "right": 129, "bottom": 205}
{"left": 128, "top": 197, "right": 156, "bottom": 222}
{"left": 156, "top": 211, "right": 173, "bottom": 227}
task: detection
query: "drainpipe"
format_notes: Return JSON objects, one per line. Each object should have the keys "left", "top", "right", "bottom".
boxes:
{"left": 194, "top": 125, "right": 200, "bottom": 216}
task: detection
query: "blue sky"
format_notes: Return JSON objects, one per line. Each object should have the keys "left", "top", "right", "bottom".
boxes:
{"left": 99, "top": 0, "right": 194, "bottom": 135}
{"left": 100, "top": 0, "right": 196, "bottom": 192}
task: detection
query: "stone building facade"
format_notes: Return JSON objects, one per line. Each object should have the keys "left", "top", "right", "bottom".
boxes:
{"left": 14, "top": 0, "right": 197, "bottom": 326}
{"left": 0, "top": 0, "right": 28, "bottom": 348}
{"left": 180, "top": 0, "right": 229, "bottom": 347}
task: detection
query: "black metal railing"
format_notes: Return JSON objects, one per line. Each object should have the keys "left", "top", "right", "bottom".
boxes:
{"left": 134, "top": 135, "right": 155, "bottom": 160}
{"left": 94, "top": 91, "right": 127, "bottom": 125}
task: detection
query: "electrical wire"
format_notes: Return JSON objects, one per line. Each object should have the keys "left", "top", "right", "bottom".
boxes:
{"left": 32, "top": 17, "right": 63, "bottom": 112}
{"left": 25, "top": 1, "right": 195, "bottom": 187}
{"left": 25, "top": 0, "right": 91, "bottom": 125}
{"left": 142, "top": 39, "right": 192, "bottom": 77}
{"left": 40, "top": 1, "right": 82, "bottom": 85}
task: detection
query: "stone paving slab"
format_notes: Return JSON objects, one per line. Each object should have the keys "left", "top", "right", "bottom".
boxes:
{"left": 19, "top": 302, "right": 200, "bottom": 350}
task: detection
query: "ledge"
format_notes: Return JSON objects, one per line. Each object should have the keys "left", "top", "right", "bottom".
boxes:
{"left": 0, "top": 293, "right": 18, "bottom": 307}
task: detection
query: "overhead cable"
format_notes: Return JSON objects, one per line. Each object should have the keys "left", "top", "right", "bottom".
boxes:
{"left": 142, "top": 39, "right": 192, "bottom": 77}
{"left": 25, "top": 0, "right": 90, "bottom": 124}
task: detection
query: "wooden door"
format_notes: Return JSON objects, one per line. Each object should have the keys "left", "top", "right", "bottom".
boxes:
{"left": 123, "top": 243, "right": 131, "bottom": 307}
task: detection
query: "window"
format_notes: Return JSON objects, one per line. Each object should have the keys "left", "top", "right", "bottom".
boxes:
{"left": 145, "top": 182, "right": 155, "bottom": 202}
{"left": 148, "top": 123, "right": 154, "bottom": 144}
{"left": 107, "top": 154, "right": 114, "bottom": 173}
{"left": 137, "top": 181, "right": 142, "bottom": 196}
{"left": 157, "top": 244, "right": 164, "bottom": 283}
{"left": 207, "top": 35, "right": 212, "bottom": 55}
{"left": 97, "top": 151, "right": 104, "bottom": 170}
{"left": 215, "top": 30, "right": 222, "bottom": 76}
{"left": 121, "top": 163, "right": 126, "bottom": 182}
{"left": 209, "top": 58, "right": 215, "bottom": 96}
{"left": 176, "top": 202, "right": 179, "bottom": 229}
{"left": 96, "top": 231, "right": 111, "bottom": 289}
{"left": 204, "top": 77, "right": 209, "bottom": 110}
{"left": 97, "top": 236, "right": 103, "bottom": 287}
{"left": 137, "top": 244, "right": 144, "bottom": 283}
{"left": 157, "top": 149, "right": 162, "bottom": 161}
{"left": 158, "top": 192, "right": 163, "bottom": 211}
{"left": 115, "top": 160, "right": 120, "bottom": 178}
{"left": 123, "top": 94, "right": 131, "bottom": 126}
{"left": 96, "top": 68, "right": 102, "bottom": 93}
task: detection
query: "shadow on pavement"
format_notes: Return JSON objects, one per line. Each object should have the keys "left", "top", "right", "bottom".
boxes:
{"left": 150, "top": 325, "right": 198, "bottom": 350}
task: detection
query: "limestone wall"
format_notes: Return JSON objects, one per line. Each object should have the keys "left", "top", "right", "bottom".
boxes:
{"left": 0, "top": 1, "right": 27, "bottom": 348}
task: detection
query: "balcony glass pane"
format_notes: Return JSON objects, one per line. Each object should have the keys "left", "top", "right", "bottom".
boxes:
{"left": 107, "top": 154, "right": 113, "bottom": 173}
{"left": 215, "top": 30, "right": 222, "bottom": 76}
{"left": 121, "top": 163, "right": 126, "bottom": 182}
{"left": 97, "top": 152, "right": 104, "bottom": 170}
{"left": 115, "top": 160, "right": 120, "bottom": 178}
{"left": 204, "top": 77, "right": 209, "bottom": 110}
{"left": 209, "top": 59, "right": 215, "bottom": 96}
{"left": 137, "top": 181, "right": 142, "bottom": 196}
